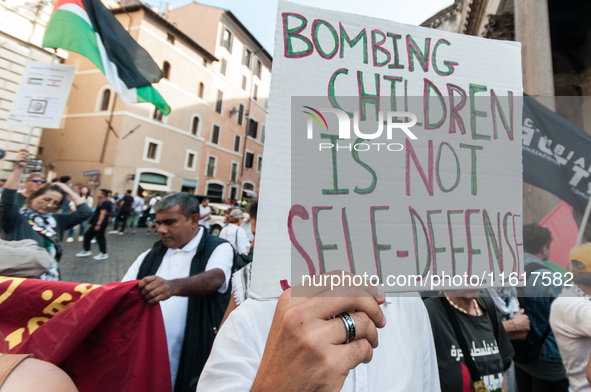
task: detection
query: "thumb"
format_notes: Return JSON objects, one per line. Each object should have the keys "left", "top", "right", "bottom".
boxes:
{"left": 518, "top": 308, "right": 525, "bottom": 314}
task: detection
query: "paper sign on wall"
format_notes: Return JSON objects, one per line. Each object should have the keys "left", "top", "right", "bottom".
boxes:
{"left": 252, "top": 1, "right": 523, "bottom": 298}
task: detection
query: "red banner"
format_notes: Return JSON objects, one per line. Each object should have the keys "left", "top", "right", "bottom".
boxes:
{"left": 0, "top": 277, "right": 171, "bottom": 392}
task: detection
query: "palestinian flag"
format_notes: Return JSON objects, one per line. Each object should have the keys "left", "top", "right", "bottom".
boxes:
{"left": 43, "top": 0, "right": 171, "bottom": 115}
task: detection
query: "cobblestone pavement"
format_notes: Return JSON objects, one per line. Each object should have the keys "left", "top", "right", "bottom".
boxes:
{"left": 59, "top": 225, "right": 161, "bottom": 284}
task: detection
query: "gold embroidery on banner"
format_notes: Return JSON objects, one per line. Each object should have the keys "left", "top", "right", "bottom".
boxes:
{"left": 0, "top": 277, "right": 26, "bottom": 305}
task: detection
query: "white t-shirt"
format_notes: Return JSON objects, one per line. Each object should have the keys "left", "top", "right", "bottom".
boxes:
{"left": 149, "top": 196, "right": 161, "bottom": 214}
{"left": 199, "top": 205, "right": 212, "bottom": 228}
{"left": 239, "top": 212, "right": 253, "bottom": 242}
{"left": 122, "top": 229, "right": 233, "bottom": 390}
{"left": 197, "top": 295, "right": 441, "bottom": 392}
{"left": 550, "top": 287, "right": 591, "bottom": 392}
{"left": 219, "top": 224, "right": 249, "bottom": 255}
{"left": 132, "top": 196, "right": 144, "bottom": 212}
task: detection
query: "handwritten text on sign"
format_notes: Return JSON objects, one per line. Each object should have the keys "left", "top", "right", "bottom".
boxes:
{"left": 251, "top": 1, "right": 522, "bottom": 296}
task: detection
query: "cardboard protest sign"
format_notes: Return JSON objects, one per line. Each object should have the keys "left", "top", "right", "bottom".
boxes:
{"left": 252, "top": 1, "right": 523, "bottom": 298}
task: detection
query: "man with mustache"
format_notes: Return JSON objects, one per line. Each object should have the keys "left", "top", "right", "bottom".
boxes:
{"left": 122, "top": 192, "right": 234, "bottom": 392}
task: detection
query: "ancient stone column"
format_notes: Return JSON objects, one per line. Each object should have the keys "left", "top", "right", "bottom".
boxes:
{"left": 515, "top": 0, "right": 561, "bottom": 224}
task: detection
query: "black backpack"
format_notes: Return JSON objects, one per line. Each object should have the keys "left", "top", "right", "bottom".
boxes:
{"left": 511, "top": 263, "right": 554, "bottom": 364}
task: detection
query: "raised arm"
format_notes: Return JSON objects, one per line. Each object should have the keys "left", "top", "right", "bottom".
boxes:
{"left": 53, "top": 182, "right": 85, "bottom": 206}
{"left": 4, "top": 149, "right": 28, "bottom": 190}
{"left": 0, "top": 150, "right": 28, "bottom": 232}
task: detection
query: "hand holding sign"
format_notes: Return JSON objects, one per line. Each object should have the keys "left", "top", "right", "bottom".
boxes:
{"left": 251, "top": 271, "right": 386, "bottom": 392}
{"left": 14, "top": 149, "right": 30, "bottom": 167}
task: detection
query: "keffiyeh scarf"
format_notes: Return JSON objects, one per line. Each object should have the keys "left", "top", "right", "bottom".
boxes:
{"left": 20, "top": 206, "right": 62, "bottom": 280}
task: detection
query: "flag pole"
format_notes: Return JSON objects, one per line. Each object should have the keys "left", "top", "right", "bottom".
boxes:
{"left": 576, "top": 196, "right": 591, "bottom": 246}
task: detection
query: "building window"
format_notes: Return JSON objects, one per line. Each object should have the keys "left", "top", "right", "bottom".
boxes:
{"left": 206, "top": 156, "right": 216, "bottom": 177}
{"left": 143, "top": 138, "right": 163, "bottom": 163}
{"left": 215, "top": 90, "right": 223, "bottom": 113}
{"left": 253, "top": 84, "right": 258, "bottom": 101}
{"left": 230, "top": 163, "right": 238, "bottom": 182}
{"left": 191, "top": 116, "right": 200, "bottom": 136}
{"left": 220, "top": 58, "right": 227, "bottom": 75}
{"left": 247, "top": 118, "right": 258, "bottom": 139}
{"left": 257, "top": 156, "right": 263, "bottom": 172}
{"left": 147, "top": 143, "right": 158, "bottom": 159}
{"left": 241, "top": 76, "right": 247, "bottom": 90}
{"left": 243, "top": 48, "right": 252, "bottom": 69}
{"left": 99, "top": 89, "right": 111, "bottom": 111}
{"left": 207, "top": 183, "right": 223, "bottom": 200}
{"left": 167, "top": 33, "right": 175, "bottom": 45}
{"left": 254, "top": 59, "right": 262, "bottom": 78}
{"left": 261, "top": 125, "right": 265, "bottom": 143}
{"left": 198, "top": 82, "right": 204, "bottom": 99}
{"left": 230, "top": 186, "right": 238, "bottom": 201}
{"left": 211, "top": 125, "right": 220, "bottom": 144}
{"left": 153, "top": 108, "right": 164, "bottom": 122}
{"left": 185, "top": 150, "right": 196, "bottom": 170}
{"left": 237, "top": 103, "right": 245, "bottom": 126}
{"left": 220, "top": 28, "right": 233, "bottom": 53}
{"left": 233, "top": 135, "right": 241, "bottom": 152}
{"left": 162, "top": 61, "right": 171, "bottom": 80}
{"left": 245, "top": 152, "right": 254, "bottom": 169}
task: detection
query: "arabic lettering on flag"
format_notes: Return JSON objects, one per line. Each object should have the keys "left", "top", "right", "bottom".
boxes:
{"left": 42, "top": 0, "right": 171, "bottom": 115}
{"left": 522, "top": 95, "right": 591, "bottom": 214}
{"left": 0, "top": 278, "right": 171, "bottom": 392}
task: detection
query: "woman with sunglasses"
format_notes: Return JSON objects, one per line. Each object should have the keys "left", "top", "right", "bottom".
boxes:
{"left": 0, "top": 149, "right": 92, "bottom": 280}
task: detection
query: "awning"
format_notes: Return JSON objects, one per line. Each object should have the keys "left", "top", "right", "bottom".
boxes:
{"left": 242, "top": 190, "right": 257, "bottom": 197}
{"left": 139, "top": 173, "right": 167, "bottom": 185}
{"left": 181, "top": 178, "right": 197, "bottom": 188}
{"left": 138, "top": 182, "right": 171, "bottom": 192}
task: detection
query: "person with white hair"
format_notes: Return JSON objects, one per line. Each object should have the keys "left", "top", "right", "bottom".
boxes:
{"left": 218, "top": 209, "right": 249, "bottom": 256}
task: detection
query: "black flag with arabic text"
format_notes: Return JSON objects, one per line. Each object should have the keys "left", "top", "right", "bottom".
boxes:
{"left": 522, "top": 95, "right": 591, "bottom": 215}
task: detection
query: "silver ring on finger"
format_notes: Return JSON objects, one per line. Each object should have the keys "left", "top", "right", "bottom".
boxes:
{"left": 338, "top": 312, "right": 356, "bottom": 344}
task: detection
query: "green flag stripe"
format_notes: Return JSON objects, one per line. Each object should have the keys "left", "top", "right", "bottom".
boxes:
{"left": 137, "top": 85, "right": 171, "bottom": 116}
{"left": 42, "top": 9, "right": 104, "bottom": 73}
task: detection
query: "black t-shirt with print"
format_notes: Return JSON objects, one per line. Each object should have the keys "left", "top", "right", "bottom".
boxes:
{"left": 425, "top": 297, "right": 514, "bottom": 392}
{"left": 120, "top": 195, "right": 134, "bottom": 212}
{"left": 91, "top": 200, "right": 112, "bottom": 225}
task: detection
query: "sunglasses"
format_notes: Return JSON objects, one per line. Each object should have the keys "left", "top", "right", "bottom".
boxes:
{"left": 29, "top": 179, "right": 46, "bottom": 184}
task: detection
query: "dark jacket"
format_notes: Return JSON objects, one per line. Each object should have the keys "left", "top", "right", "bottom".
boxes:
{"left": 517, "top": 253, "right": 565, "bottom": 364}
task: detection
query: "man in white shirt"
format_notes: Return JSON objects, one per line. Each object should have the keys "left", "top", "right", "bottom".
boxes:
{"left": 122, "top": 193, "right": 233, "bottom": 392}
{"left": 198, "top": 197, "right": 212, "bottom": 230}
{"left": 198, "top": 274, "right": 441, "bottom": 392}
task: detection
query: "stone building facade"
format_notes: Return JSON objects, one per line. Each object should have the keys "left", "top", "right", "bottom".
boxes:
{"left": 422, "top": 0, "right": 591, "bottom": 223}
{"left": 166, "top": 2, "right": 272, "bottom": 202}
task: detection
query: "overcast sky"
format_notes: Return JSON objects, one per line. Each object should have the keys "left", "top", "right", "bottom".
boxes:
{"left": 144, "top": 0, "right": 453, "bottom": 53}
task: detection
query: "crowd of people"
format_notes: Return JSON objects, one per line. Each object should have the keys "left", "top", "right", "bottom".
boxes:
{"left": 2, "top": 149, "right": 591, "bottom": 392}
